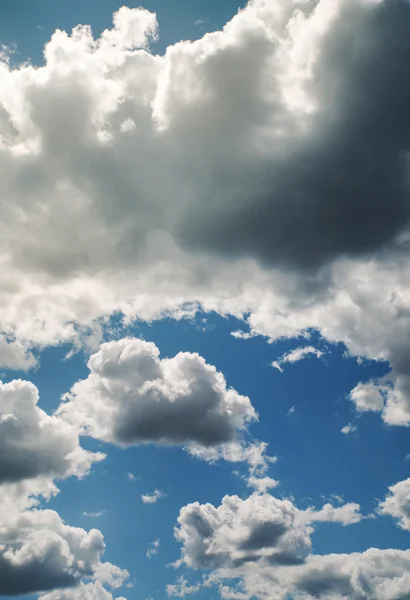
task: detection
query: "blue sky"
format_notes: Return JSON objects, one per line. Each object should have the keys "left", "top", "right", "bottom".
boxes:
{"left": 0, "top": 1, "right": 410, "bottom": 600}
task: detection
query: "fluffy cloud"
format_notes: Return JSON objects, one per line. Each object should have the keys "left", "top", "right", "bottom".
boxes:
{"left": 0, "top": 378, "right": 102, "bottom": 485}
{"left": 378, "top": 478, "right": 410, "bottom": 531}
{"left": 40, "top": 582, "right": 127, "bottom": 600}
{"left": 0, "top": 487, "right": 128, "bottom": 596}
{"left": 349, "top": 381, "right": 386, "bottom": 413}
{"left": 0, "top": 337, "right": 37, "bottom": 371}
{"left": 271, "top": 346, "right": 324, "bottom": 372}
{"left": 221, "top": 548, "right": 410, "bottom": 600}
{"left": 0, "top": 0, "right": 407, "bottom": 387}
{"left": 174, "top": 492, "right": 362, "bottom": 571}
{"left": 58, "top": 338, "right": 256, "bottom": 448}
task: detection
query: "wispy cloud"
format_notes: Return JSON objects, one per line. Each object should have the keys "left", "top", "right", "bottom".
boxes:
{"left": 272, "top": 346, "right": 324, "bottom": 372}
{"left": 141, "top": 490, "right": 165, "bottom": 504}
{"left": 146, "top": 539, "right": 161, "bottom": 559}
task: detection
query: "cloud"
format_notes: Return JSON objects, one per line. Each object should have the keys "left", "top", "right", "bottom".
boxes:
{"left": 83, "top": 511, "right": 105, "bottom": 518}
{"left": 0, "top": 378, "right": 103, "bottom": 485}
{"left": 0, "top": 337, "right": 37, "bottom": 371}
{"left": 271, "top": 346, "right": 324, "bottom": 372}
{"left": 341, "top": 423, "right": 357, "bottom": 435}
{"left": 246, "top": 476, "right": 279, "bottom": 494}
{"left": 0, "top": 486, "right": 128, "bottom": 596}
{"left": 174, "top": 492, "right": 361, "bottom": 571}
{"left": 141, "top": 490, "right": 165, "bottom": 504}
{"left": 58, "top": 338, "right": 256, "bottom": 449}
{"left": 167, "top": 576, "right": 201, "bottom": 598}
{"left": 221, "top": 548, "right": 410, "bottom": 600}
{"left": 378, "top": 478, "right": 410, "bottom": 531}
{"left": 349, "top": 381, "right": 385, "bottom": 413}
{"left": 40, "top": 582, "right": 127, "bottom": 600}
{"left": 146, "top": 539, "right": 160, "bottom": 558}
{"left": 187, "top": 440, "right": 277, "bottom": 474}
{"left": 0, "top": 0, "right": 406, "bottom": 428}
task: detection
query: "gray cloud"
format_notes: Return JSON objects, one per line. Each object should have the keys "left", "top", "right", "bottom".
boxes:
{"left": 174, "top": 492, "right": 361, "bottom": 571}
{"left": 0, "top": 378, "right": 102, "bottom": 484}
{"left": 176, "top": 0, "right": 410, "bottom": 271}
{"left": 0, "top": 490, "right": 128, "bottom": 596}
{"left": 58, "top": 338, "right": 256, "bottom": 448}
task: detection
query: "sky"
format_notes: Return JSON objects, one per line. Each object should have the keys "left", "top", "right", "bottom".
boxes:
{"left": 1, "top": 1, "right": 410, "bottom": 600}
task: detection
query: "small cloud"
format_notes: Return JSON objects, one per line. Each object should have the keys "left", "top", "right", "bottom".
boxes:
{"left": 194, "top": 19, "right": 205, "bottom": 27}
{"left": 341, "top": 423, "right": 357, "bottom": 435}
{"left": 141, "top": 489, "right": 165, "bottom": 504}
{"left": 406, "top": 454, "right": 410, "bottom": 461}
{"left": 82, "top": 510, "right": 105, "bottom": 518}
{"left": 231, "top": 330, "right": 257, "bottom": 340}
{"left": 126, "top": 472, "right": 139, "bottom": 481}
{"left": 146, "top": 539, "right": 160, "bottom": 559}
{"left": 272, "top": 346, "right": 324, "bottom": 372}
{"left": 247, "top": 476, "right": 279, "bottom": 493}
{"left": 36, "top": 25, "right": 44, "bottom": 30}
{"left": 287, "top": 405, "right": 296, "bottom": 416}
{"left": 167, "top": 576, "right": 202, "bottom": 598}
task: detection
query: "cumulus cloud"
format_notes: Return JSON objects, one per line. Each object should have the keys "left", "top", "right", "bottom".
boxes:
{"left": 40, "top": 582, "right": 127, "bottom": 600}
{"left": 0, "top": 0, "right": 405, "bottom": 428}
{"left": 58, "top": 338, "right": 256, "bottom": 449}
{"left": 174, "top": 492, "right": 362, "bottom": 571}
{"left": 378, "top": 478, "right": 410, "bottom": 531}
{"left": 349, "top": 381, "right": 385, "bottom": 413}
{"left": 271, "top": 346, "right": 324, "bottom": 372}
{"left": 221, "top": 548, "right": 410, "bottom": 600}
{"left": 0, "top": 378, "right": 103, "bottom": 485}
{"left": 0, "top": 488, "right": 128, "bottom": 596}
{"left": 0, "top": 337, "right": 37, "bottom": 371}
{"left": 141, "top": 490, "right": 165, "bottom": 505}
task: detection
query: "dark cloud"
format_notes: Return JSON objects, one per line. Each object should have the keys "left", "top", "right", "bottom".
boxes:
{"left": 58, "top": 338, "right": 256, "bottom": 448}
{"left": 179, "top": 0, "right": 410, "bottom": 271}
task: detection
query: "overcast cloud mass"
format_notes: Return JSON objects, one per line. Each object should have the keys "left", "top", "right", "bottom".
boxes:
{"left": 1, "top": 0, "right": 410, "bottom": 598}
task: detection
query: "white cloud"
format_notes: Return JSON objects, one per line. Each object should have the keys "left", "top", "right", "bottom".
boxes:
{"left": 272, "top": 346, "right": 324, "bottom": 372}
{"left": 0, "top": 336, "right": 37, "bottom": 371}
{"left": 0, "top": 378, "right": 103, "bottom": 485}
{"left": 215, "top": 548, "right": 410, "bottom": 600}
{"left": 0, "top": 1, "right": 407, "bottom": 438}
{"left": 167, "top": 576, "right": 202, "bottom": 598}
{"left": 40, "top": 582, "right": 127, "bottom": 600}
{"left": 146, "top": 539, "right": 160, "bottom": 558}
{"left": 174, "top": 492, "right": 361, "bottom": 571}
{"left": 141, "top": 490, "right": 165, "bottom": 504}
{"left": 349, "top": 381, "right": 385, "bottom": 413}
{"left": 341, "top": 423, "right": 357, "bottom": 435}
{"left": 0, "top": 486, "right": 128, "bottom": 595}
{"left": 83, "top": 511, "right": 105, "bottom": 518}
{"left": 58, "top": 338, "right": 257, "bottom": 449}
{"left": 378, "top": 478, "right": 410, "bottom": 530}
{"left": 247, "top": 476, "right": 279, "bottom": 493}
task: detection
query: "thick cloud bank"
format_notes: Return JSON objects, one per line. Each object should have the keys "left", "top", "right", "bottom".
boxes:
{"left": 0, "top": 0, "right": 409, "bottom": 425}
{"left": 58, "top": 338, "right": 256, "bottom": 448}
